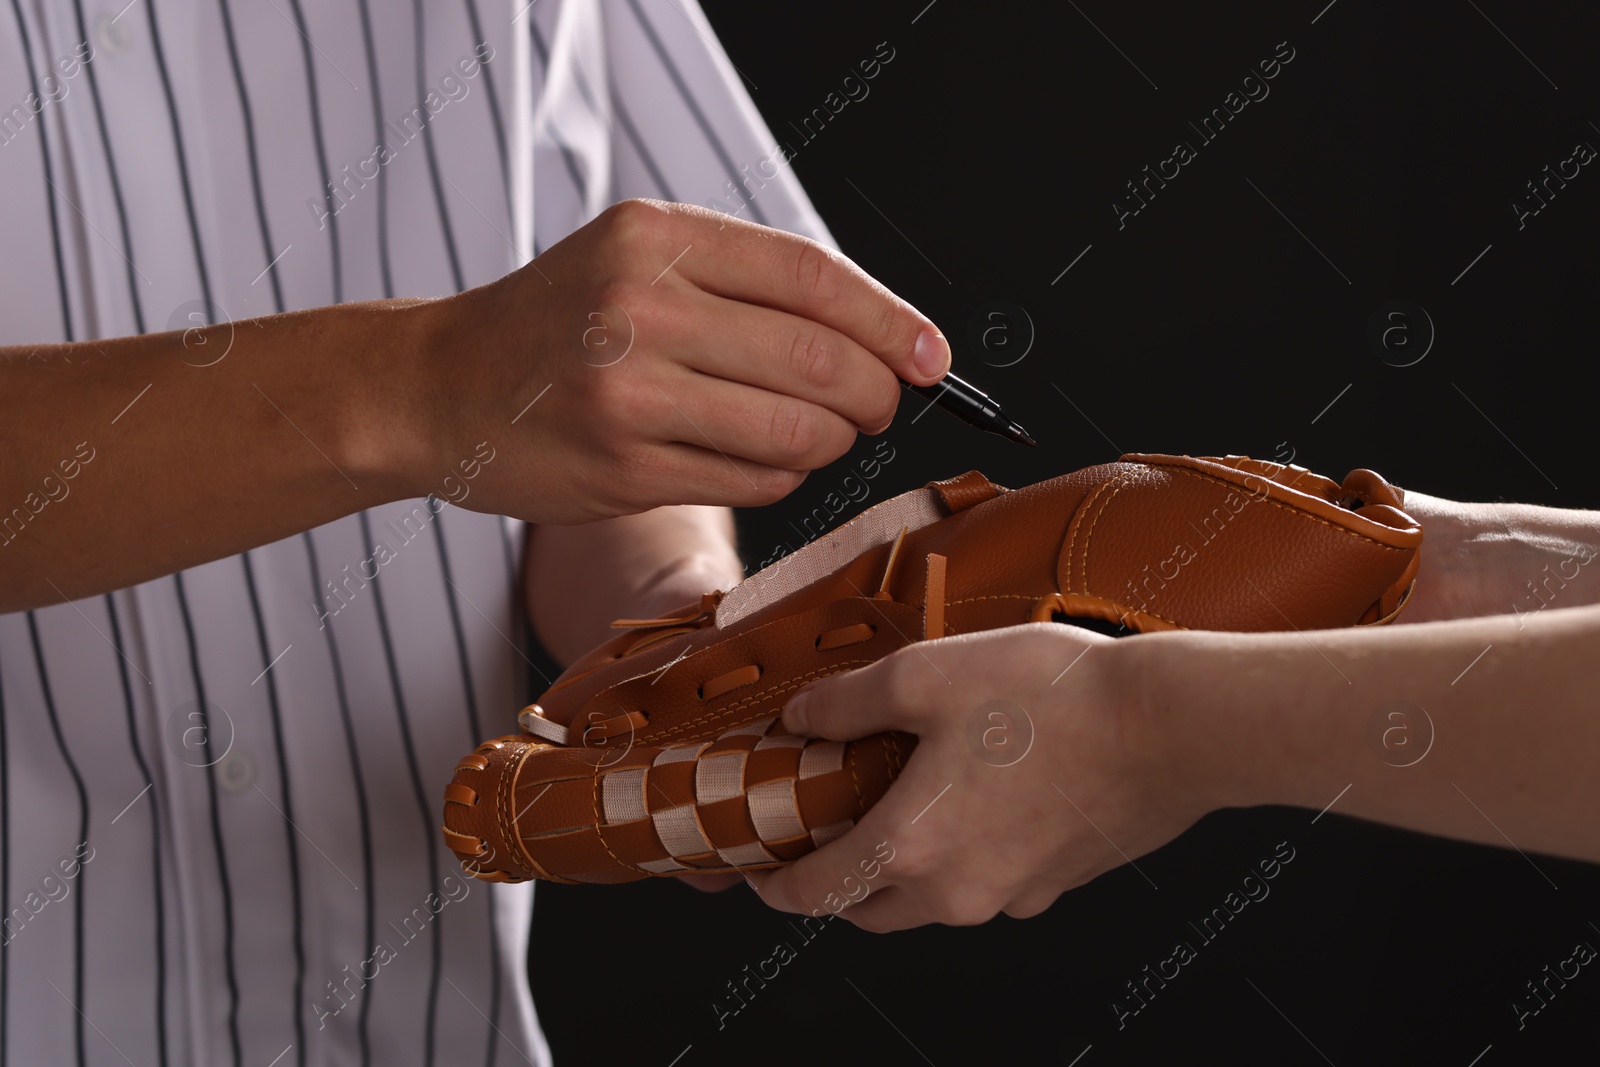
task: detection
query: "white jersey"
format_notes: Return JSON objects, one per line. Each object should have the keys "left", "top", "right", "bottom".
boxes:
{"left": 0, "top": 1, "right": 829, "bottom": 1064}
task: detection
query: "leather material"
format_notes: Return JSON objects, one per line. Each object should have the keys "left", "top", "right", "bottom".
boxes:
{"left": 443, "top": 454, "right": 1423, "bottom": 884}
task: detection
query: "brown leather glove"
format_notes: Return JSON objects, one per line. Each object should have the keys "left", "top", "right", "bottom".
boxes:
{"left": 442, "top": 454, "right": 1422, "bottom": 885}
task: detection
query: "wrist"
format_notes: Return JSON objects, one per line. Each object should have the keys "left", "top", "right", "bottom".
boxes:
{"left": 1125, "top": 628, "right": 1312, "bottom": 815}
{"left": 334, "top": 296, "right": 454, "bottom": 502}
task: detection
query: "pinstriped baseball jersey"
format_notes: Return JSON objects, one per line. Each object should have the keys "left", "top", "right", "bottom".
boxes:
{"left": 0, "top": 1, "right": 831, "bottom": 1063}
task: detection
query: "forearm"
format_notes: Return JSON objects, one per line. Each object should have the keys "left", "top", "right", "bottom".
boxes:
{"left": 1146, "top": 603, "right": 1600, "bottom": 862}
{"left": 525, "top": 505, "right": 743, "bottom": 665}
{"left": 2, "top": 198, "right": 945, "bottom": 613}
{"left": 0, "top": 300, "right": 440, "bottom": 611}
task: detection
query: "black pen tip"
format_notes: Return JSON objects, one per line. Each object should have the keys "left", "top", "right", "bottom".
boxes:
{"left": 1005, "top": 420, "right": 1037, "bottom": 448}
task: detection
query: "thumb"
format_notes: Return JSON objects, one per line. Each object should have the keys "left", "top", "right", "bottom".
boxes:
{"left": 780, "top": 651, "right": 932, "bottom": 741}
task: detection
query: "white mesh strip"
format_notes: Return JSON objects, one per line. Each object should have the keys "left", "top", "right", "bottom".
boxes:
{"left": 754, "top": 732, "right": 806, "bottom": 751}
{"left": 810, "top": 820, "right": 853, "bottom": 848}
{"left": 720, "top": 716, "right": 776, "bottom": 739}
{"left": 695, "top": 752, "right": 746, "bottom": 804}
{"left": 637, "top": 857, "right": 693, "bottom": 874}
{"left": 517, "top": 706, "right": 568, "bottom": 745}
{"left": 717, "top": 486, "right": 947, "bottom": 628}
{"left": 654, "top": 742, "right": 709, "bottom": 766}
{"left": 717, "top": 841, "right": 778, "bottom": 868}
{"left": 747, "top": 779, "right": 806, "bottom": 842}
{"left": 652, "top": 805, "right": 712, "bottom": 858}
{"left": 798, "top": 741, "right": 845, "bottom": 780}
{"left": 600, "top": 768, "right": 647, "bottom": 824}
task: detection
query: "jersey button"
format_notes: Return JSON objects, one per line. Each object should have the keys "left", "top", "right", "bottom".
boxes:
{"left": 216, "top": 749, "right": 256, "bottom": 794}
{"left": 94, "top": 9, "right": 135, "bottom": 56}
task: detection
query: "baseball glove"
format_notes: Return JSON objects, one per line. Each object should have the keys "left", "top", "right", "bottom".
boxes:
{"left": 442, "top": 453, "right": 1422, "bottom": 885}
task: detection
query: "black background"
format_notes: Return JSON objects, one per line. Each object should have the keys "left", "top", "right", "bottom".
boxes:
{"left": 530, "top": 3, "right": 1600, "bottom": 1064}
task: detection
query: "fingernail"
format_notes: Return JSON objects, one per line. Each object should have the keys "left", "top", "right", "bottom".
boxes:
{"left": 913, "top": 330, "right": 951, "bottom": 381}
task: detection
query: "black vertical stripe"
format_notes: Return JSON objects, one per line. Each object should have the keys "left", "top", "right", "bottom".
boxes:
{"left": 301, "top": 533, "right": 376, "bottom": 1067}
{"left": 523, "top": 20, "right": 547, "bottom": 261}
{"left": 104, "top": 595, "right": 169, "bottom": 1067}
{"left": 621, "top": 0, "right": 768, "bottom": 224}
{"left": 143, "top": 0, "right": 217, "bottom": 320}
{"left": 212, "top": 5, "right": 306, "bottom": 1057}
{"left": 6, "top": 60, "right": 75, "bottom": 1067}
{"left": 65, "top": 0, "right": 147, "bottom": 332}
{"left": 415, "top": 0, "right": 465, "bottom": 293}
{"left": 8, "top": 0, "right": 73, "bottom": 340}
{"left": 400, "top": 9, "right": 521, "bottom": 1045}
{"left": 433, "top": 517, "right": 482, "bottom": 740}
{"left": 495, "top": 520, "right": 535, "bottom": 712}
{"left": 461, "top": 0, "right": 510, "bottom": 221}
{"left": 140, "top": 5, "right": 235, "bottom": 1061}
{"left": 346, "top": 11, "right": 453, "bottom": 1048}
{"left": 239, "top": 556, "right": 307, "bottom": 1067}
{"left": 29, "top": 14, "right": 184, "bottom": 1049}
{"left": 26, "top": 614, "right": 87, "bottom": 1067}
{"left": 353, "top": 0, "right": 396, "bottom": 299}
{"left": 608, "top": 93, "right": 677, "bottom": 201}
{"left": 211, "top": 2, "right": 313, "bottom": 1049}
{"left": 546, "top": 18, "right": 675, "bottom": 206}
{"left": 6, "top": 4, "right": 74, "bottom": 1061}
{"left": 355, "top": 511, "right": 442, "bottom": 1067}
{"left": 349, "top": 9, "right": 449, "bottom": 1051}
{"left": 171, "top": 574, "right": 243, "bottom": 1067}
{"left": 215, "top": 0, "right": 287, "bottom": 311}
{"left": 285, "top": 0, "right": 343, "bottom": 306}
{"left": 430, "top": 511, "right": 503, "bottom": 1067}
{"left": 562, "top": 44, "right": 679, "bottom": 207}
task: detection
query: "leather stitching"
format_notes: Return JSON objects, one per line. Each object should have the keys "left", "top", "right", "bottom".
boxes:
{"left": 944, "top": 593, "right": 1040, "bottom": 607}
{"left": 496, "top": 749, "right": 525, "bottom": 876}
{"left": 941, "top": 593, "right": 1040, "bottom": 636}
{"left": 494, "top": 755, "right": 514, "bottom": 865}
{"left": 650, "top": 660, "right": 876, "bottom": 745}
{"left": 1078, "top": 467, "right": 1146, "bottom": 593}
{"left": 1062, "top": 470, "right": 1139, "bottom": 598}
{"left": 1064, "top": 472, "right": 1121, "bottom": 596}
{"left": 501, "top": 747, "right": 566, "bottom": 883}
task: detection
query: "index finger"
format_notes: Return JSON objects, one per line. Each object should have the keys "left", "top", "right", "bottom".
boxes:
{"left": 643, "top": 200, "right": 953, "bottom": 387}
